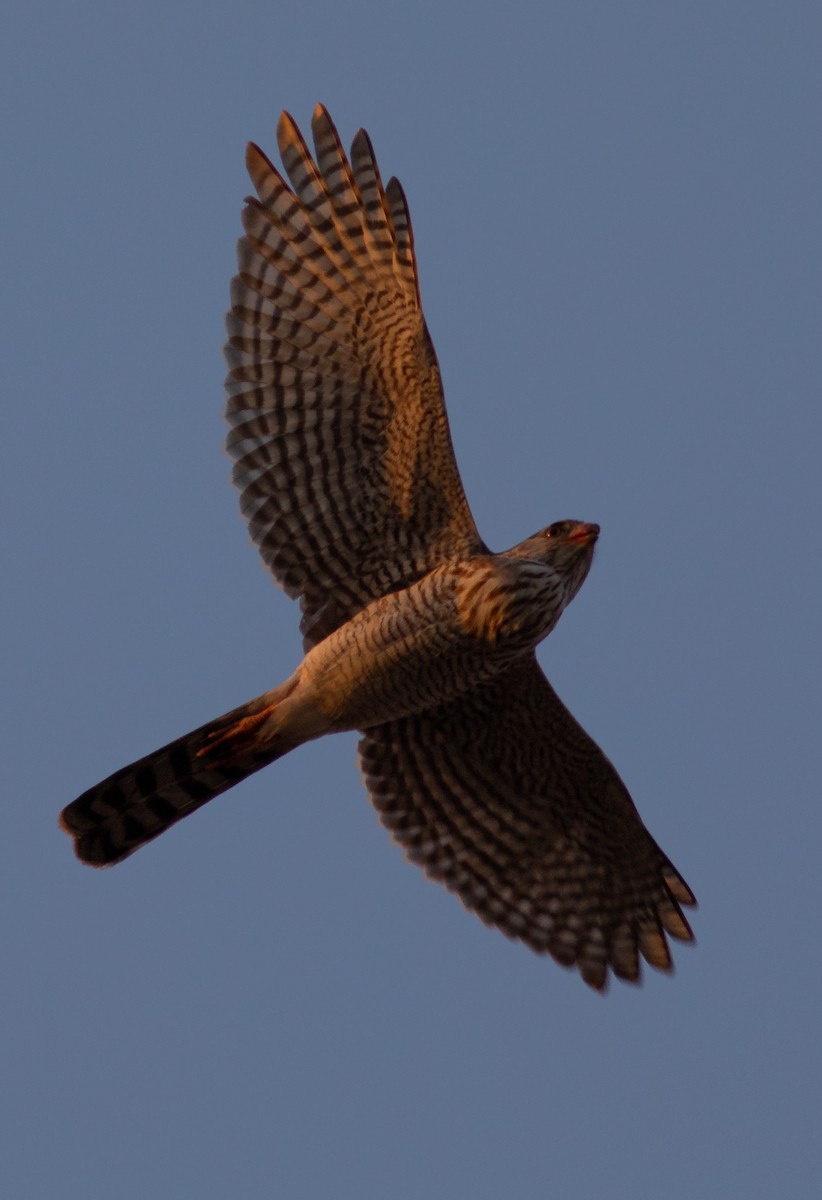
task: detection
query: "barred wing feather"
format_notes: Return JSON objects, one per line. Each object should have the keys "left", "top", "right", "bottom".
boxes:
{"left": 359, "top": 655, "right": 696, "bottom": 991}
{"left": 225, "top": 105, "right": 485, "bottom": 648}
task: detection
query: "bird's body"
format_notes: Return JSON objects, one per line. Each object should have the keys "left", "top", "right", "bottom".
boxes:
{"left": 61, "top": 106, "right": 696, "bottom": 991}
{"left": 299, "top": 541, "right": 594, "bottom": 729}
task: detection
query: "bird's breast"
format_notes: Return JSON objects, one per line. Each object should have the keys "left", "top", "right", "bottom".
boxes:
{"left": 454, "top": 557, "right": 565, "bottom": 647}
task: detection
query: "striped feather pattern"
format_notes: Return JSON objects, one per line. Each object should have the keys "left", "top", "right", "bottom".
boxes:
{"left": 359, "top": 655, "right": 696, "bottom": 991}
{"left": 60, "top": 687, "right": 292, "bottom": 866}
{"left": 61, "top": 105, "right": 697, "bottom": 992}
{"left": 226, "top": 105, "right": 484, "bottom": 648}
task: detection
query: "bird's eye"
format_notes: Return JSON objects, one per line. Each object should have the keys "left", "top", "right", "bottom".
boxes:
{"left": 546, "top": 522, "right": 566, "bottom": 539}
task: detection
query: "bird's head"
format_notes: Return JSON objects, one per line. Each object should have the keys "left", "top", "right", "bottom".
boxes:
{"left": 507, "top": 520, "right": 600, "bottom": 606}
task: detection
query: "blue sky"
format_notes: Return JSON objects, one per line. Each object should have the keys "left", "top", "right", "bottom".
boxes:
{"left": 3, "top": 2, "right": 821, "bottom": 1196}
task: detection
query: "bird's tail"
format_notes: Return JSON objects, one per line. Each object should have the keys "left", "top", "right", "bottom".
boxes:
{"left": 60, "top": 678, "right": 301, "bottom": 867}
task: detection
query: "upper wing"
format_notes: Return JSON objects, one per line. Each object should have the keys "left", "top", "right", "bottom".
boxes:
{"left": 225, "top": 105, "right": 486, "bottom": 648}
{"left": 359, "top": 655, "right": 696, "bottom": 991}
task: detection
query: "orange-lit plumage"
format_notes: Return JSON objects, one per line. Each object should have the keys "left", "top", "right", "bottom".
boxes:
{"left": 61, "top": 107, "right": 695, "bottom": 991}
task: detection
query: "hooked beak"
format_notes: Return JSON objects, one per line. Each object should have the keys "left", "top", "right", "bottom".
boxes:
{"left": 567, "top": 522, "right": 600, "bottom": 545}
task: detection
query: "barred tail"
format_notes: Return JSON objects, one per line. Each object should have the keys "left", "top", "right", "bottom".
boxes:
{"left": 60, "top": 680, "right": 299, "bottom": 867}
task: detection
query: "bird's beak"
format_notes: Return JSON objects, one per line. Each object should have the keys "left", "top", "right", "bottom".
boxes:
{"left": 568, "top": 523, "right": 600, "bottom": 545}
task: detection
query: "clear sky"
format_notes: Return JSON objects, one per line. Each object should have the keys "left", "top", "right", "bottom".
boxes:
{"left": 4, "top": 2, "right": 821, "bottom": 1196}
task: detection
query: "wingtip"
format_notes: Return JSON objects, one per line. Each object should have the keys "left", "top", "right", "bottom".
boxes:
{"left": 664, "top": 866, "right": 697, "bottom": 908}
{"left": 244, "top": 141, "right": 277, "bottom": 194}
{"left": 351, "top": 126, "right": 375, "bottom": 157}
{"left": 276, "top": 109, "right": 299, "bottom": 149}
{"left": 245, "top": 140, "right": 267, "bottom": 169}
{"left": 579, "top": 963, "right": 610, "bottom": 993}
{"left": 310, "top": 103, "right": 336, "bottom": 142}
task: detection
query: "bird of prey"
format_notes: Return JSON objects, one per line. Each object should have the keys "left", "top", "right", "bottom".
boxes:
{"left": 61, "top": 105, "right": 695, "bottom": 991}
